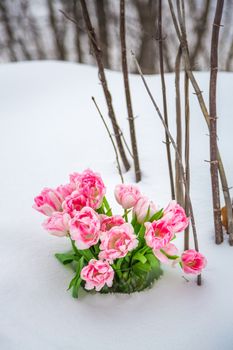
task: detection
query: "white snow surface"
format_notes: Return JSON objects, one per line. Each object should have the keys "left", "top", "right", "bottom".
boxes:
{"left": 0, "top": 61, "right": 233, "bottom": 350}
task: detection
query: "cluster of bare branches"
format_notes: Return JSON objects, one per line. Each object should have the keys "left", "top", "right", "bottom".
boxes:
{"left": 166, "top": 0, "right": 233, "bottom": 246}
{"left": 1, "top": 0, "right": 233, "bottom": 73}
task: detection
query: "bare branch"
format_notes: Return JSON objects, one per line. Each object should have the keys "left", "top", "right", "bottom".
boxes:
{"left": 120, "top": 0, "right": 141, "bottom": 182}
{"left": 158, "top": 0, "right": 175, "bottom": 198}
{"left": 92, "top": 97, "right": 124, "bottom": 184}
{"left": 168, "top": 0, "right": 233, "bottom": 245}
{"left": 209, "top": 0, "right": 224, "bottom": 244}
{"left": 175, "top": 45, "right": 184, "bottom": 206}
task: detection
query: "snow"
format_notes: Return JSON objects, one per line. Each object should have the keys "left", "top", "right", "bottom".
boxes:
{"left": 0, "top": 61, "right": 233, "bottom": 350}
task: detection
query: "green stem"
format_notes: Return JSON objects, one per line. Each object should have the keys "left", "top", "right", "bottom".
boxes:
{"left": 69, "top": 236, "right": 79, "bottom": 255}
{"left": 112, "top": 263, "right": 122, "bottom": 278}
{"left": 69, "top": 235, "right": 94, "bottom": 262}
{"left": 103, "top": 196, "right": 112, "bottom": 216}
{"left": 123, "top": 209, "right": 131, "bottom": 222}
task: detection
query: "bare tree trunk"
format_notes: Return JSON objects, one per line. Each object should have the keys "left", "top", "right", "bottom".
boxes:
{"left": 225, "top": 40, "right": 233, "bottom": 71}
{"left": 135, "top": 0, "right": 158, "bottom": 74}
{"left": 209, "top": 0, "right": 224, "bottom": 244}
{"left": 158, "top": 0, "right": 175, "bottom": 198}
{"left": 79, "top": 0, "right": 130, "bottom": 171}
{"left": 163, "top": 37, "right": 173, "bottom": 73}
{"left": 95, "top": 0, "right": 110, "bottom": 69}
{"left": 175, "top": 46, "right": 184, "bottom": 206}
{"left": 120, "top": 0, "right": 141, "bottom": 182}
{"left": 168, "top": 0, "right": 233, "bottom": 245}
{"left": 47, "top": 0, "right": 67, "bottom": 60}
{"left": 27, "top": 11, "right": 46, "bottom": 59}
{"left": 0, "top": 1, "right": 17, "bottom": 61}
{"left": 189, "top": 0, "right": 210, "bottom": 69}
{"left": 73, "top": 0, "right": 84, "bottom": 63}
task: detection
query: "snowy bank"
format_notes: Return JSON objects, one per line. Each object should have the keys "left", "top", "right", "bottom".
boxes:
{"left": 0, "top": 61, "right": 233, "bottom": 350}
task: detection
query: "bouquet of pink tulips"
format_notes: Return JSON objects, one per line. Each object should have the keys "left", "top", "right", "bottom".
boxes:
{"left": 33, "top": 169, "right": 207, "bottom": 297}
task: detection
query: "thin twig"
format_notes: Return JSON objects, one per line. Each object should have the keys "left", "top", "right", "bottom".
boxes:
{"left": 120, "top": 0, "right": 141, "bottom": 182}
{"left": 158, "top": 0, "right": 175, "bottom": 198}
{"left": 184, "top": 71, "right": 190, "bottom": 250}
{"left": 179, "top": 0, "right": 190, "bottom": 250}
{"left": 92, "top": 97, "right": 124, "bottom": 184}
{"left": 175, "top": 45, "right": 184, "bottom": 206}
{"left": 132, "top": 52, "right": 201, "bottom": 286}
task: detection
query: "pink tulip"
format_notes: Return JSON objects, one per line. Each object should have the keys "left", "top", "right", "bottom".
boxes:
{"left": 42, "top": 212, "right": 71, "bottom": 237}
{"left": 153, "top": 243, "right": 179, "bottom": 264}
{"left": 69, "top": 207, "right": 101, "bottom": 249}
{"left": 62, "top": 191, "right": 89, "bottom": 217}
{"left": 81, "top": 259, "right": 114, "bottom": 292}
{"left": 114, "top": 184, "right": 141, "bottom": 209}
{"left": 56, "top": 183, "right": 74, "bottom": 201}
{"left": 99, "top": 223, "right": 138, "bottom": 263}
{"left": 100, "top": 215, "right": 125, "bottom": 232}
{"left": 133, "top": 196, "right": 158, "bottom": 223}
{"left": 163, "top": 200, "right": 189, "bottom": 233}
{"left": 145, "top": 220, "right": 174, "bottom": 251}
{"left": 33, "top": 188, "right": 63, "bottom": 216}
{"left": 69, "top": 169, "right": 106, "bottom": 209}
{"left": 181, "top": 249, "right": 207, "bottom": 275}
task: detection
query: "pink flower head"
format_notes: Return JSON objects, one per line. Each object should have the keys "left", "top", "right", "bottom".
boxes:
{"left": 153, "top": 243, "right": 179, "bottom": 264}
{"left": 133, "top": 196, "right": 158, "bottom": 223}
{"left": 163, "top": 200, "right": 189, "bottom": 233}
{"left": 81, "top": 259, "right": 114, "bottom": 292}
{"left": 100, "top": 215, "right": 125, "bottom": 232}
{"left": 99, "top": 223, "right": 138, "bottom": 263}
{"left": 62, "top": 191, "right": 89, "bottom": 217}
{"left": 33, "top": 188, "right": 63, "bottom": 216}
{"left": 145, "top": 220, "right": 174, "bottom": 251}
{"left": 69, "top": 169, "right": 106, "bottom": 209}
{"left": 181, "top": 249, "right": 207, "bottom": 275}
{"left": 56, "top": 183, "right": 74, "bottom": 201}
{"left": 69, "top": 207, "right": 101, "bottom": 249}
{"left": 42, "top": 212, "right": 71, "bottom": 237}
{"left": 114, "top": 184, "right": 141, "bottom": 209}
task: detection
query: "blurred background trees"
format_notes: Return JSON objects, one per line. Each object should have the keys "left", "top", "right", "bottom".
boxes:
{"left": 0, "top": 0, "right": 233, "bottom": 72}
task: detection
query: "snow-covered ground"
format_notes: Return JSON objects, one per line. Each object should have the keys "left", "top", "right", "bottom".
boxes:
{"left": 0, "top": 61, "right": 233, "bottom": 350}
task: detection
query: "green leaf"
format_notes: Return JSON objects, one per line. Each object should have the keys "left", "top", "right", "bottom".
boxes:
{"left": 133, "top": 261, "right": 151, "bottom": 273}
{"left": 105, "top": 208, "right": 112, "bottom": 216}
{"left": 137, "top": 224, "right": 146, "bottom": 242}
{"left": 103, "top": 197, "right": 112, "bottom": 216}
{"left": 145, "top": 254, "right": 163, "bottom": 280}
{"left": 131, "top": 215, "right": 137, "bottom": 226}
{"left": 134, "top": 222, "right": 141, "bottom": 234}
{"left": 116, "top": 257, "right": 124, "bottom": 270}
{"left": 132, "top": 252, "right": 147, "bottom": 264}
{"left": 79, "top": 249, "right": 95, "bottom": 262}
{"left": 72, "top": 278, "right": 82, "bottom": 298}
{"left": 97, "top": 206, "right": 105, "bottom": 214}
{"left": 67, "top": 256, "right": 85, "bottom": 298}
{"left": 149, "top": 208, "right": 163, "bottom": 222}
{"left": 145, "top": 253, "right": 160, "bottom": 268}
{"left": 55, "top": 251, "right": 79, "bottom": 265}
